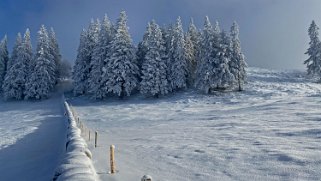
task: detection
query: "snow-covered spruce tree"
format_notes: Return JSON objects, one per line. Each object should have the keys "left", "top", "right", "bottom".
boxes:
{"left": 229, "top": 22, "right": 247, "bottom": 91}
{"left": 136, "top": 23, "right": 151, "bottom": 73}
{"left": 3, "top": 32, "right": 31, "bottom": 100}
{"left": 185, "top": 18, "right": 200, "bottom": 87}
{"left": 23, "top": 29, "right": 34, "bottom": 79}
{"left": 7, "top": 33, "right": 22, "bottom": 71}
{"left": 89, "top": 15, "right": 113, "bottom": 99}
{"left": 140, "top": 20, "right": 169, "bottom": 97}
{"left": 25, "top": 25, "right": 55, "bottom": 100}
{"left": 168, "top": 17, "right": 188, "bottom": 91}
{"left": 49, "top": 28, "right": 62, "bottom": 82}
{"left": 105, "top": 11, "right": 139, "bottom": 98}
{"left": 73, "top": 19, "right": 100, "bottom": 96}
{"left": 161, "top": 24, "right": 174, "bottom": 92}
{"left": 73, "top": 29, "right": 89, "bottom": 95}
{"left": 0, "top": 35, "right": 9, "bottom": 91}
{"left": 24, "top": 48, "right": 52, "bottom": 100}
{"left": 304, "top": 20, "right": 321, "bottom": 78}
{"left": 196, "top": 17, "right": 232, "bottom": 93}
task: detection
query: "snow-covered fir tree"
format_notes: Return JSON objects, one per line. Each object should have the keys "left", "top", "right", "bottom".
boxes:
{"left": 104, "top": 11, "right": 139, "bottom": 98}
{"left": 23, "top": 29, "right": 34, "bottom": 79}
{"left": 7, "top": 33, "right": 22, "bottom": 70}
{"left": 229, "top": 22, "right": 247, "bottom": 91}
{"left": 196, "top": 17, "right": 232, "bottom": 93}
{"left": 0, "top": 36, "right": 9, "bottom": 91}
{"left": 304, "top": 20, "right": 321, "bottom": 78}
{"left": 73, "top": 29, "right": 89, "bottom": 95}
{"left": 3, "top": 32, "right": 29, "bottom": 100}
{"left": 168, "top": 17, "right": 188, "bottom": 90}
{"left": 49, "top": 28, "right": 62, "bottom": 82}
{"left": 73, "top": 19, "right": 100, "bottom": 96}
{"left": 161, "top": 24, "right": 174, "bottom": 92}
{"left": 25, "top": 26, "right": 55, "bottom": 99}
{"left": 140, "top": 20, "right": 169, "bottom": 97}
{"left": 89, "top": 15, "right": 113, "bottom": 99}
{"left": 136, "top": 23, "right": 151, "bottom": 72}
{"left": 185, "top": 19, "right": 200, "bottom": 87}
{"left": 25, "top": 47, "right": 52, "bottom": 100}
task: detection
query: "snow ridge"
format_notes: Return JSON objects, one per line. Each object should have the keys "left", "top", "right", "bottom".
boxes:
{"left": 52, "top": 99, "right": 98, "bottom": 181}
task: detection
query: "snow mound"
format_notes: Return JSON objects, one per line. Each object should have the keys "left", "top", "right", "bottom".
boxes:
{"left": 52, "top": 100, "right": 98, "bottom": 181}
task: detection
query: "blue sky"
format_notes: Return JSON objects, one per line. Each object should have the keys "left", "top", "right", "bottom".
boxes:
{"left": 0, "top": 0, "right": 321, "bottom": 70}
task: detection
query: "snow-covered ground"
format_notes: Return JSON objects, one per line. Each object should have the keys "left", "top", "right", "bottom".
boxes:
{"left": 0, "top": 95, "right": 66, "bottom": 181}
{"left": 68, "top": 67, "right": 321, "bottom": 181}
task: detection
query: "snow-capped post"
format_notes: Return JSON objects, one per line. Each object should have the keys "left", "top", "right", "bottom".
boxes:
{"left": 95, "top": 131, "right": 98, "bottom": 148}
{"left": 141, "top": 175, "right": 152, "bottom": 181}
{"left": 110, "top": 145, "right": 116, "bottom": 174}
{"left": 89, "top": 130, "right": 91, "bottom": 141}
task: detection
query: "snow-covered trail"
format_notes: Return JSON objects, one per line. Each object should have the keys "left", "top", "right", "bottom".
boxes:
{"left": 0, "top": 95, "right": 66, "bottom": 181}
{"left": 69, "top": 68, "right": 321, "bottom": 181}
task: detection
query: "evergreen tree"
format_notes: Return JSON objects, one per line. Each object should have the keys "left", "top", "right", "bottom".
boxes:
{"left": 230, "top": 22, "right": 247, "bottom": 90}
{"left": 140, "top": 21, "right": 169, "bottom": 97}
{"left": 185, "top": 19, "right": 200, "bottom": 87}
{"left": 89, "top": 15, "right": 113, "bottom": 99}
{"left": 0, "top": 36, "right": 9, "bottom": 90}
{"left": 8, "top": 33, "right": 22, "bottom": 70}
{"left": 3, "top": 33, "right": 27, "bottom": 100}
{"left": 23, "top": 29, "right": 34, "bottom": 80}
{"left": 73, "top": 29, "right": 89, "bottom": 95}
{"left": 25, "top": 48, "right": 52, "bottom": 100}
{"left": 25, "top": 25, "right": 54, "bottom": 99}
{"left": 168, "top": 17, "right": 188, "bottom": 90}
{"left": 196, "top": 17, "right": 232, "bottom": 93}
{"left": 49, "top": 28, "right": 62, "bottom": 82}
{"left": 161, "top": 24, "right": 174, "bottom": 92}
{"left": 304, "top": 20, "right": 321, "bottom": 78}
{"left": 105, "top": 11, "right": 139, "bottom": 98}
{"left": 136, "top": 23, "right": 151, "bottom": 72}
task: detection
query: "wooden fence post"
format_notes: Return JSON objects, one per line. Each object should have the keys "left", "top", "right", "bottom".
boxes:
{"left": 110, "top": 145, "right": 116, "bottom": 174}
{"left": 89, "top": 130, "right": 91, "bottom": 141}
{"left": 95, "top": 131, "right": 98, "bottom": 148}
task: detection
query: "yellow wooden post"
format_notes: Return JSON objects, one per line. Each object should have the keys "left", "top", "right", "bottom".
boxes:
{"left": 110, "top": 145, "right": 116, "bottom": 174}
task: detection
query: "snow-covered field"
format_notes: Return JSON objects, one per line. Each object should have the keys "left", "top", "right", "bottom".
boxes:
{"left": 0, "top": 95, "right": 66, "bottom": 181}
{"left": 69, "top": 67, "right": 321, "bottom": 181}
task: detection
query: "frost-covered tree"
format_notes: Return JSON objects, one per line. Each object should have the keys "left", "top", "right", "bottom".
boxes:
{"left": 25, "top": 25, "right": 55, "bottom": 99}
{"left": 185, "top": 19, "right": 200, "bottom": 87}
{"left": 7, "top": 34, "right": 22, "bottom": 70}
{"left": 73, "top": 19, "right": 100, "bottom": 96}
{"left": 136, "top": 23, "right": 151, "bottom": 72}
{"left": 161, "top": 24, "right": 174, "bottom": 92}
{"left": 168, "top": 17, "right": 188, "bottom": 90}
{"left": 0, "top": 36, "right": 9, "bottom": 90}
{"left": 140, "top": 21, "right": 169, "bottom": 97}
{"left": 105, "top": 11, "right": 139, "bottom": 98}
{"left": 23, "top": 29, "right": 34, "bottom": 78}
{"left": 196, "top": 17, "right": 232, "bottom": 93}
{"left": 25, "top": 48, "right": 52, "bottom": 100}
{"left": 58, "top": 59, "right": 72, "bottom": 79}
{"left": 3, "top": 32, "right": 29, "bottom": 100}
{"left": 49, "top": 28, "right": 62, "bottom": 82}
{"left": 304, "top": 20, "right": 321, "bottom": 78}
{"left": 73, "top": 29, "right": 89, "bottom": 95}
{"left": 230, "top": 22, "right": 247, "bottom": 91}
{"left": 89, "top": 15, "right": 113, "bottom": 99}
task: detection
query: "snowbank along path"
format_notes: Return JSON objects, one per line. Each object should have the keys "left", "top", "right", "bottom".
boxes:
{"left": 52, "top": 99, "right": 98, "bottom": 181}
{"left": 69, "top": 67, "right": 321, "bottom": 181}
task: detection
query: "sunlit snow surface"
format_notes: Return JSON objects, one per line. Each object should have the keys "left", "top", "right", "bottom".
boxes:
{"left": 69, "top": 68, "right": 321, "bottom": 181}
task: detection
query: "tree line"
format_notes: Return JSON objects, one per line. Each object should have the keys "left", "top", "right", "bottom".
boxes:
{"left": 73, "top": 11, "right": 247, "bottom": 99}
{"left": 0, "top": 26, "right": 70, "bottom": 100}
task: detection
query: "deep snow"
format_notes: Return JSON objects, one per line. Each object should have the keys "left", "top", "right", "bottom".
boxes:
{"left": 68, "top": 67, "right": 321, "bottom": 181}
{"left": 0, "top": 95, "right": 66, "bottom": 181}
